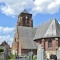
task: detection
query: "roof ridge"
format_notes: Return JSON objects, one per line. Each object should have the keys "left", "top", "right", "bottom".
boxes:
{"left": 33, "top": 19, "right": 60, "bottom": 40}
{"left": 43, "top": 19, "right": 57, "bottom": 37}
{"left": 55, "top": 19, "right": 60, "bottom": 37}
{"left": 33, "top": 20, "right": 52, "bottom": 40}
{"left": 43, "top": 20, "right": 52, "bottom": 37}
{"left": 37, "top": 19, "right": 53, "bottom": 28}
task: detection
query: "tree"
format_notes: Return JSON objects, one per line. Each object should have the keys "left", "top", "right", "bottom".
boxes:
{"left": 0, "top": 48, "right": 4, "bottom": 52}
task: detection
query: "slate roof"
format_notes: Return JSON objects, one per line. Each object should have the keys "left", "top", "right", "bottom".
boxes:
{"left": 14, "top": 18, "right": 60, "bottom": 49}
{"left": 33, "top": 19, "right": 60, "bottom": 40}
{"left": 17, "top": 26, "right": 37, "bottom": 49}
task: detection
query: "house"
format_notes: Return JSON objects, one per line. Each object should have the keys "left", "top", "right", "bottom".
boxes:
{"left": 1, "top": 41, "right": 10, "bottom": 47}
{"left": 0, "top": 41, "right": 10, "bottom": 60}
{"left": 12, "top": 10, "right": 60, "bottom": 59}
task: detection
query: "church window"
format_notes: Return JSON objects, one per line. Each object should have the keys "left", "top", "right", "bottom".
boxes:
{"left": 48, "top": 39, "right": 52, "bottom": 48}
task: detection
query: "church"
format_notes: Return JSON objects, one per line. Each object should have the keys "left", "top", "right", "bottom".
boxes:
{"left": 12, "top": 10, "right": 60, "bottom": 59}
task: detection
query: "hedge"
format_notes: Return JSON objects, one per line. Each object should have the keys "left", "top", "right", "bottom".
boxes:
{"left": 0, "top": 48, "right": 4, "bottom": 52}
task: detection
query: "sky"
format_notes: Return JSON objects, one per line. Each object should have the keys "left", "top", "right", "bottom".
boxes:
{"left": 0, "top": 0, "right": 60, "bottom": 46}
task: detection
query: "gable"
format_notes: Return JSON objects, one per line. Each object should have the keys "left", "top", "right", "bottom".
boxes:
{"left": 34, "top": 19, "right": 60, "bottom": 40}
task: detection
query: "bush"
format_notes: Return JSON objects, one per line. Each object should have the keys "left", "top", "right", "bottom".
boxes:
{"left": 33, "top": 55, "right": 37, "bottom": 60}
{"left": 0, "top": 48, "right": 4, "bottom": 52}
{"left": 8, "top": 54, "right": 16, "bottom": 59}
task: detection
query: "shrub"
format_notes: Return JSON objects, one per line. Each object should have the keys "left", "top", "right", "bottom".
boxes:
{"left": 33, "top": 55, "right": 37, "bottom": 60}
{"left": 8, "top": 54, "right": 16, "bottom": 59}
{"left": 0, "top": 48, "right": 4, "bottom": 52}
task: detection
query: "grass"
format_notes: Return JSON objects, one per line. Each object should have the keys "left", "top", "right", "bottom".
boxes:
{"left": 8, "top": 54, "right": 37, "bottom": 60}
{"left": 8, "top": 54, "right": 16, "bottom": 60}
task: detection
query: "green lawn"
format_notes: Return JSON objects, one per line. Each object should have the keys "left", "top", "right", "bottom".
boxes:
{"left": 8, "top": 54, "right": 16, "bottom": 60}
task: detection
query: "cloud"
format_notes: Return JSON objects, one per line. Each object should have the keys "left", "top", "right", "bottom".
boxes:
{"left": 0, "top": 26, "right": 3, "bottom": 31}
{"left": 32, "top": 0, "right": 60, "bottom": 14}
{"left": 0, "top": 0, "right": 33, "bottom": 16}
{"left": 1, "top": 5, "right": 15, "bottom": 16}
{"left": 59, "top": 22, "right": 60, "bottom": 24}
{"left": 0, "top": 0, "right": 60, "bottom": 16}
{"left": 0, "top": 35, "right": 13, "bottom": 46}
{"left": 0, "top": 26, "right": 15, "bottom": 46}
{"left": 0, "top": 26, "right": 15, "bottom": 34}
{"left": 3, "top": 27, "right": 15, "bottom": 34}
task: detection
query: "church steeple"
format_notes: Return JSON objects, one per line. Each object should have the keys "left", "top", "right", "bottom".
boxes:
{"left": 17, "top": 10, "right": 33, "bottom": 27}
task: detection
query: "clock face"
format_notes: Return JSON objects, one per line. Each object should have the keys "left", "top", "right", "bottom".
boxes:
{"left": 25, "top": 16, "right": 28, "bottom": 19}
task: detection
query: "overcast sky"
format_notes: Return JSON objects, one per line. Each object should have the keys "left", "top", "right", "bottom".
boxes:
{"left": 0, "top": 0, "right": 60, "bottom": 46}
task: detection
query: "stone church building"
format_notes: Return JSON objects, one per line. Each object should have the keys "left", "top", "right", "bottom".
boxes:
{"left": 12, "top": 10, "right": 60, "bottom": 59}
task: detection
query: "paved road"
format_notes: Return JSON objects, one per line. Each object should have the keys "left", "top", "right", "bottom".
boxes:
{"left": 15, "top": 58, "right": 28, "bottom": 60}
{"left": 15, "top": 58, "right": 25, "bottom": 60}
{"left": 15, "top": 59, "right": 21, "bottom": 60}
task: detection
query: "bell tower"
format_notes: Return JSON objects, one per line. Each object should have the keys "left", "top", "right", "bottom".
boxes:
{"left": 17, "top": 10, "right": 33, "bottom": 27}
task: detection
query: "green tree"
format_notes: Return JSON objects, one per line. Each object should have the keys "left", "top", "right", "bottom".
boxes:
{"left": 0, "top": 48, "right": 4, "bottom": 52}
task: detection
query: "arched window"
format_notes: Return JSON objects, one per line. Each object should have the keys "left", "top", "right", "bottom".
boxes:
{"left": 48, "top": 39, "right": 52, "bottom": 48}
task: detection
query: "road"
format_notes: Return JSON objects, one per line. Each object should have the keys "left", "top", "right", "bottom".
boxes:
{"left": 15, "top": 58, "right": 25, "bottom": 60}
{"left": 15, "top": 59, "right": 22, "bottom": 60}
{"left": 15, "top": 58, "right": 28, "bottom": 60}
{"left": 15, "top": 59, "right": 26, "bottom": 60}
